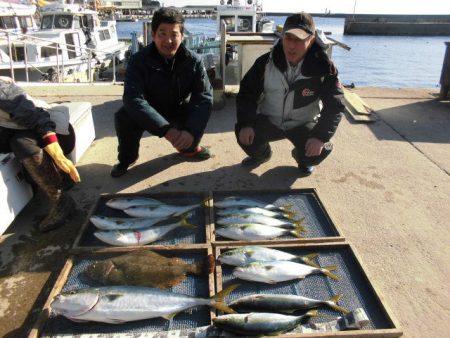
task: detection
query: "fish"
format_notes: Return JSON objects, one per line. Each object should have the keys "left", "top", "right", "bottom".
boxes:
{"left": 105, "top": 197, "right": 164, "bottom": 210}
{"left": 217, "top": 214, "right": 305, "bottom": 229}
{"left": 85, "top": 250, "right": 215, "bottom": 289}
{"left": 93, "top": 217, "right": 195, "bottom": 246}
{"left": 216, "top": 206, "right": 297, "bottom": 219}
{"left": 233, "top": 260, "right": 339, "bottom": 283}
{"left": 215, "top": 223, "right": 304, "bottom": 241}
{"left": 229, "top": 293, "right": 349, "bottom": 314}
{"left": 217, "top": 246, "right": 320, "bottom": 268}
{"left": 90, "top": 215, "right": 174, "bottom": 230}
{"left": 50, "top": 284, "right": 239, "bottom": 324}
{"left": 212, "top": 310, "right": 317, "bottom": 336}
{"left": 214, "top": 197, "right": 292, "bottom": 211}
{"left": 124, "top": 202, "right": 200, "bottom": 218}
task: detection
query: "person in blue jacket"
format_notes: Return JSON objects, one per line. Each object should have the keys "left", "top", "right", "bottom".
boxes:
{"left": 235, "top": 12, "right": 345, "bottom": 176}
{"left": 111, "top": 7, "right": 213, "bottom": 177}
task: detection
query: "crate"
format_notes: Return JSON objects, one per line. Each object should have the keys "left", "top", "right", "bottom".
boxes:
{"left": 72, "top": 192, "right": 212, "bottom": 252}
{"left": 210, "top": 189, "right": 344, "bottom": 245}
{"left": 214, "top": 242, "right": 402, "bottom": 337}
{"left": 29, "top": 247, "right": 216, "bottom": 338}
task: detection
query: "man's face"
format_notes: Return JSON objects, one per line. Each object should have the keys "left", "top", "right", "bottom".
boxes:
{"left": 282, "top": 33, "right": 315, "bottom": 65}
{"left": 152, "top": 23, "right": 184, "bottom": 59}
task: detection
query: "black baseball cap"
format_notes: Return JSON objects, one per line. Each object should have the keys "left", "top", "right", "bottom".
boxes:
{"left": 283, "top": 12, "right": 316, "bottom": 40}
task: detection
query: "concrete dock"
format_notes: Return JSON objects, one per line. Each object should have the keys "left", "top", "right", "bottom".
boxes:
{"left": 0, "top": 84, "right": 449, "bottom": 337}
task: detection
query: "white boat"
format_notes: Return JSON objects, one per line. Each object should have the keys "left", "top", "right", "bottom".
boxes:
{"left": 0, "top": 1, "right": 38, "bottom": 35}
{"left": 0, "top": 0, "right": 129, "bottom": 82}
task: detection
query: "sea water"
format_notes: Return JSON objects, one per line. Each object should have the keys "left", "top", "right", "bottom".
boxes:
{"left": 116, "top": 17, "right": 450, "bottom": 88}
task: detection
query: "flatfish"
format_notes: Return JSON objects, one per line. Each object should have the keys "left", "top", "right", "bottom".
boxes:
{"left": 85, "top": 250, "right": 215, "bottom": 289}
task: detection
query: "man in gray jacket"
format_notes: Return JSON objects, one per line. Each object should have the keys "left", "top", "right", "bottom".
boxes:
{"left": 236, "top": 12, "right": 345, "bottom": 175}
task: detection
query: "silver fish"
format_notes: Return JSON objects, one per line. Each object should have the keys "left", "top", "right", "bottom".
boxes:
{"left": 105, "top": 197, "right": 164, "bottom": 210}
{"left": 214, "top": 197, "right": 291, "bottom": 211}
{"left": 51, "top": 284, "right": 238, "bottom": 324}
{"left": 233, "top": 260, "right": 338, "bottom": 283}
{"left": 93, "top": 217, "right": 195, "bottom": 246}
{"left": 124, "top": 202, "right": 200, "bottom": 218}
{"left": 212, "top": 310, "right": 317, "bottom": 336}
{"left": 217, "top": 214, "right": 305, "bottom": 229}
{"left": 216, "top": 207, "right": 296, "bottom": 219}
{"left": 90, "top": 215, "right": 171, "bottom": 230}
{"left": 217, "top": 246, "right": 319, "bottom": 268}
{"left": 215, "top": 224, "right": 303, "bottom": 241}
{"left": 229, "top": 293, "right": 349, "bottom": 314}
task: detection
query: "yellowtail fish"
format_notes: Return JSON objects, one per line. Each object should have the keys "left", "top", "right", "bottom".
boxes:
{"left": 214, "top": 197, "right": 292, "bottom": 211}
{"left": 229, "top": 293, "right": 349, "bottom": 314}
{"left": 217, "top": 214, "right": 305, "bottom": 228}
{"left": 51, "top": 284, "right": 239, "bottom": 324}
{"left": 217, "top": 246, "right": 319, "bottom": 268}
{"left": 93, "top": 217, "right": 195, "bottom": 246}
{"left": 212, "top": 310, "right": 318, "bottom": 336}
{"left": 233, "top": 260, "right": 339, "bottom": 283}
{"left": 105, "top": 197, "right": 164, "bottom": 210}
{"left": 90, "top": 215, "right": 174, "bottom": 230}
{"left": 215, "top": 223, "right": 304, "bottom": 241}
{"left": 124, "top": 202, "right": 200, "bottom": 218}
{"left": 216, "top": 206, "right": 297, "bottom": 219}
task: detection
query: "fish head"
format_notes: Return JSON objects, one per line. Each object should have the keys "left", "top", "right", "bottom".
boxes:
{"left": 85, "top": 261, "right": 114, "bottom": 284}
{"left": 51, "top": 289, "right": 100, "bottom": 317}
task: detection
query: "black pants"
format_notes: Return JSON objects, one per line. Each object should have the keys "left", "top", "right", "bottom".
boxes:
{"left": 114, "top": 107, "right": 203, "bottom": 165}
{"left": 0, "top": 126, "right": 75, "bottom": 160}
{"left": 235, "top": 115, "right": 332, "bottom": 167}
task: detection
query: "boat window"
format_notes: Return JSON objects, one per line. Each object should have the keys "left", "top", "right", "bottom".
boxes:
{"left": 73, "top": 17, "right": 81, "bottom": 29}
{"left": 0, "top": 16, "right": 17, "bottom": 29}
{"left": 19, "top": 17, "right": 34, "bottom": 29}
{"left": 98, "top": 29, "right": 111, "bottom": 41}
{"left": 220, "top": 16, "right": 235, "bottom": 32}
{"left": 237, "top": 16, "right": 253, "bottom": 32}
{"left": 41, "top": 43, "right": 63, "bottom": 58}
{"left": 41, "top": 15, "right": 54, "bottom": 29}
{"left": 55, "top": 15, "right": 73, "bottom": 29}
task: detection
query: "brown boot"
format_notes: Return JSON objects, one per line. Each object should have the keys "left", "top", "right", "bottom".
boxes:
{"left": 22, "top": 151, "right": 76, "bottom": 232}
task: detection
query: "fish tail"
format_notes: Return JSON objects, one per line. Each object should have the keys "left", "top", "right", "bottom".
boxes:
{"left": 293, "top": 224, "right": 307, "bottom": 233}
{"left": 305, "top": 309, "right": 319, "bottom": 318}
{"left": 327, "top": 294, "right": 350, "bottom": 314}
{"left": 201, "top": 197, "right": 210, "bottom": 208}
{"left": 180, "top": 216, "right": 196, "bottom": 229}
{"left": 281, "top": 204, "right": 295, "bottom": 213}
{"left": 290, "top": 228, "right": 304, "bottom": 238}
{"left": 321, "top": 265, "right": 339, "bottom": 280}
{"left": 293, "top": 216, "right": 305, "bottom": 225}
{"left": 299, "top": 253, "right": 320, "bottom": 268}
{"left": 212, "top": 284, "right": 240, "bottom": 314}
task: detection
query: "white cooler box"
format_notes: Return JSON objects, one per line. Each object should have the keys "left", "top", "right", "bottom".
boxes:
{"left": 49, "top": 101, "right": 95, "bottom": 164}
{"left": 0, "top": 153, "right": 34, "bottom": 235}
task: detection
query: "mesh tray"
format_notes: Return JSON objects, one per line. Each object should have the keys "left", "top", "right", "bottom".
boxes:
{"left": 216, "top": 243, "right": 396, "bottom": 333}
{"left": 40, "top": 250, "right": 213, "bottom": 336}
{"left": 211, "top": 189, "right": 342, "bottom": 243}
{"left": 73, "top": 193, "right": 209, "bottom": 250}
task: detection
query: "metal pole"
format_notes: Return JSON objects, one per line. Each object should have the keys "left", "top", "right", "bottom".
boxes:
{"left": 7, "top": 33, "right": 14, "bottom": 81}
{"left": 56, "top": 44, "right": 60, "bottom": 82}
{"left": 112, "top": 53, "right": 116, "bottom": 83}
{"left": 24, "top": 42, "right": 29, "bottom": 82}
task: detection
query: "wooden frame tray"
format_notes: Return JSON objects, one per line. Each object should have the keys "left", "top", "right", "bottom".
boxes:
{"left": 29, "top": 247, "right": 217, "bottom": 337}
{"left": 214, "top": 242, "right": 402, "bottom": 337}
{"left": 72, "top": 192, "right": 212, "bottom": 252}
{"left": 210, "top": 189, "right": 345, "bottom": 245}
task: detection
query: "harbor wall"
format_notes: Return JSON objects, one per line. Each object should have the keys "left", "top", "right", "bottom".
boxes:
{"left": 344, "top": 14, "right": 450, "bottom": 36}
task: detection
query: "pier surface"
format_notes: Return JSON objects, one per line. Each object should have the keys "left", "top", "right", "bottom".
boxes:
{"left": 0, "top": 84, "right": 449, "bottom": 337}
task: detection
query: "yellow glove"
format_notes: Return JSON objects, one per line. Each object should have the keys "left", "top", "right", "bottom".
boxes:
{"left": 43, "top": 133, "right": 80, "bottom": 182}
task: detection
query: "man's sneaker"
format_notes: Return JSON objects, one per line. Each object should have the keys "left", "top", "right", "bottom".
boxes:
{"left": 298, "top": 164, "right": 315, "bottom": 176}
{"left": 110, "top": 161, "right": 135, "bottom": 178}
{"left": 241, "top": 151, "right": 272, "bottom": 167}
{"left": 180, "top": 146, "right": 211, "bottom": 160}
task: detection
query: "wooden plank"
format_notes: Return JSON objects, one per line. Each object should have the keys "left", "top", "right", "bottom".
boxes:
{"left": 343, "top": 88, "right": 378, "bottom": 122}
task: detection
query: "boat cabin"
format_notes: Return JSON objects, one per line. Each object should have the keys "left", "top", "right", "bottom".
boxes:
{"left": 0, "top": 2, "right": 38, "bottom": 34}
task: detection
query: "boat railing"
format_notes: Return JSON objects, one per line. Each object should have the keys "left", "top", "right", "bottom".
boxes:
{"left": 0, "top": 28, "right": 121, "bottom": 84}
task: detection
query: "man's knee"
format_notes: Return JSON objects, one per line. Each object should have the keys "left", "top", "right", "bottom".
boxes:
{"left": 292, "top": 144, "right": 333, "bottom": 166}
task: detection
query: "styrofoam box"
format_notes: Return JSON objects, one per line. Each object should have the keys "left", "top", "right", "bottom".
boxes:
{"left": 50, "top": 102, "right": 95, "bottom": 164}
{"left": 0, "top": 153, "right": 33, "bottom": 235}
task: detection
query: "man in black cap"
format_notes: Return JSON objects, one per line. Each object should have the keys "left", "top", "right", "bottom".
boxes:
{"left": 235, "top": 12, "right": 345, "bottom": 176}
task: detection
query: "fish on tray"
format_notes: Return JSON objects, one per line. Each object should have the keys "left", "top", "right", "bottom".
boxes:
{"left": 50, "top": 284, "right": 239, "bottom": 324}
{"left": 217, "top": 214, "right": 305, "bottom": 228}
{"left": 217, "top": 246, "right": 319, "bottom": 268}
{"left": 229, "top": 293, "right": 349, "bottom": 314}
{"left": 216, "top": 206, "right": 297, "bottom": 219}
{"left": 212, "top": 310, "right": 317, "bottom": 336}
{"left": 214, "top": 197, "right": 292, "bottom": 212}
{"left": 85, "top": 250, "right": 215, "bottom": 289}
{"left": 93, "top": 217, "right": 195, "bottom": 246}
{"left": 89, "top": 215, "right": 180, "bottom": 231}
{"left": 124, "top": 202, "right": 201, "bottom": 218}
{"left": 233, "top": 260, "right": 339, "bottom": 283}
{"left": 215, "top": 223, "right": 304, "bottom": 241}
{"left": 105, "top": 197, "right": 165, "bottom": 210}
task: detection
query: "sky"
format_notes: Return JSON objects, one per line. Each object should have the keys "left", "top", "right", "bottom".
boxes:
{"left": 161, "top": 0, "right": 450, "bottom": 15}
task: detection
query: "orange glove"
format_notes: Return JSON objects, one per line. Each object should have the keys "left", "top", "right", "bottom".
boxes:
{"left": 43, "top": 132, "right": 81, "bottom": 182}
